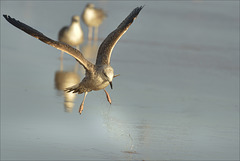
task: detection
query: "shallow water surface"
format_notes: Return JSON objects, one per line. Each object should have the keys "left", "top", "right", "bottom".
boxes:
{"left": 1, "top": 1, "right": 239, "bottom": 160}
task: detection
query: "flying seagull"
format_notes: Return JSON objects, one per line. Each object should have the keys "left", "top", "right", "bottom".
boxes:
{"left": 3, "top": 6, "right": 143, "bottom": 114}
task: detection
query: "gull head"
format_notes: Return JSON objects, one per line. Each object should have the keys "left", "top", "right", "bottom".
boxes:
{"left": 71, "top": 15, "right": 80, "bottom": 23}
{"left": 102, "top": 66, "right": 114, "bottom": 89}
{"left": 86, "top": 3, "right": 95, "bottom": 8}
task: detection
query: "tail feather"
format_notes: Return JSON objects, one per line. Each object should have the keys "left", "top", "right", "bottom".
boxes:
{"left": 65, "top": 83, "right": 87, "bottom": 94}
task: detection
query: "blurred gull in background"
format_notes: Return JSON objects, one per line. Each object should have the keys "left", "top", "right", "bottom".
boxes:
{"left": 58, "top": 15, "right": 84, "bottom": 60}
{"left": 82, "top": 3, "right": 107, "bottom": 42}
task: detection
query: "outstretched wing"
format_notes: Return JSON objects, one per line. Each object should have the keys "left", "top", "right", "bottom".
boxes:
{"left": 95, "top": 6, "right": 143, "bottom": 65}
{"left": 3, "top": 15, "right": 94, "bottom": 72}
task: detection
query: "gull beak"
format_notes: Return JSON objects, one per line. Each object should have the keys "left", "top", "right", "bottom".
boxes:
{"left": 113, "top": 74, "right": 120, "bottom": 78}
{"left": 109, "top": 82, "right": 113, "bottom": 89}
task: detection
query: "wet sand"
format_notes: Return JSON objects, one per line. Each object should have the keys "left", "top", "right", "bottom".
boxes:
{"left": 1, "top": 1, "right": 239, "bottom": 160}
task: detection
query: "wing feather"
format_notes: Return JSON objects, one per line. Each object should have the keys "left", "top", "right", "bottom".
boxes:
{"left": 3, "top": 15, "right": 94, "bottom": 71}
{"left": 96, "top": 6, "right": 143, "bottom": 65}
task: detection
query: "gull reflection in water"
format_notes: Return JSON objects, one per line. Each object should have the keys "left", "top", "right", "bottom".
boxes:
{"left": 54, "top": 57, "right": 81, "bottom": 112}
{"left": 81, "top": 41, "right": 99, "bottom": 63}
{"left": 54, "top": 41, "right": 99, "bottom": 113}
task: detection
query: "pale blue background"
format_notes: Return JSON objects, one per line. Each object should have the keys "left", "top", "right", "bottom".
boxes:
{"left": 1, "top": 1, "right": 239, "bottom": 160}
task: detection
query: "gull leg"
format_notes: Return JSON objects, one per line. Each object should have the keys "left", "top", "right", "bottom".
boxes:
{"left": 60, "top": 51, "right": 64, "bottom": 61}
{"left": 104, "top": 89, "right": 112, "bottom": 104}
{"left": 60, "top": 51, "right": 63, "bottom": 71}
{"left": 94, "top": 26, "right": 98, "bottom": 41}
{"left": 79, "top": 92, "right": 88, "bottom": 114}
{"left": 74, "top": 61, "right": 79, "bottom": 73}
{"left": 88, "top": 26, "right": 93, "bottom": 42}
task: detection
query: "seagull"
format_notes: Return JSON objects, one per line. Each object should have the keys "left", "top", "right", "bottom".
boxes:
{"left": 58, "top": 15, "right": 84, "bottom": 60}
{"left": 3, "top": 6, "right": 143, "bottom": 114}
{"left": 81, "top": 3, "right": 107, "bottom": 41}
